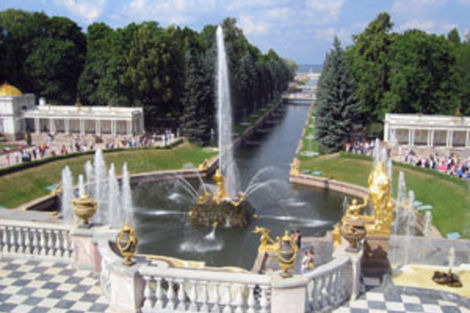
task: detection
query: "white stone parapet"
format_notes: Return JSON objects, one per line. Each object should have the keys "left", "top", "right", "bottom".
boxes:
{"left": 0, "top": 219, "right": 73, "bottom": 261}
{"left": 303, "top": 256, "right": 353, "bottom": 312}
{"left": 139, "top": 265, "right": 271, "bottom": 313}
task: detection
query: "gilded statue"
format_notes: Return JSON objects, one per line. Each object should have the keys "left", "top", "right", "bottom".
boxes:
{"left": 290, "top": 159, "right": 300, "bottom": 176}
{"left": 213, "top": 169, "right": 229, "bottom": 204}
{"left": 345, "top": 196, "right": 368, "bottom": 218}
{"left": 253, "top": 226, "right": 279, "bottom": 253}
{"left": 367, "top": 162, "right": 395, "bottom": 235}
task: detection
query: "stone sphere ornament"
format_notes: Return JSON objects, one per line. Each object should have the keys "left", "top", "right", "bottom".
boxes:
{"left": 117, "top": 221, "right": 138, "bottom": 266}
{"left": 71, "top": 193, "right": 97, "bottom": 228}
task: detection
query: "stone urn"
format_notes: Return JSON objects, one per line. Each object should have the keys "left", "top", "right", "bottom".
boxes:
{"left": 340, "top": 217, "right": 366, "bottom": 252}
{"left": 71, "top": 193, "right": 97, "bottom": 227}
{"left": 117, "top": 221, "right": 138, "bottom": 266}
{"left": 277, "top": 230, "right": 298, "bottom": 278}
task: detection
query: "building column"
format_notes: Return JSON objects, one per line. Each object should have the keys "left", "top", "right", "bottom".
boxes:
{"left": 384, "top": 122, "right": 390, "bottom": 142}
{"left": 49, "top": 119, "right": 55, "bottom": 134}
{"left": 127, "top": 120, "right": 132, "bottom": 136}
{"left": 96, "top": 119, "right": 101, "bottom": 136}
{"left": 408, "top": 129, "right": 415, "bottom": 146}
{"left": 80, "top": 119, "right": 85, "bottom": 135}
{"left": 64, "top": 119, "right": 70, "bottom": 134}
{"left": 34, "top": 118, "right": 40, "bottom": 134}
{"left": 446, "top": 130, "right": 453, "bottom": 147}
{"left": 140, "top": 115, "right": 144, "bottom": 134}
{"left": 466, "top": 130, "right": 470, "bottom": 148}
{"left": 390, "top": 128, "right": 396, "bottom": 143}
{"left": 111, "top": 120, "right": 116, "bottom": 136}
{"left": 429, "top": 129, "right": 435, "bottom": 147}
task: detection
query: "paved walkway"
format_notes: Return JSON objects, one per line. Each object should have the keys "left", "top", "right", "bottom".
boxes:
{"left": 1, "top": 257, "right": 469, "bottom": 313}
{"left": 334, "top": 277, "right": 470, "bottom": 313}
{"left": 0, "top": 258, "right": 110, "bottom": 313}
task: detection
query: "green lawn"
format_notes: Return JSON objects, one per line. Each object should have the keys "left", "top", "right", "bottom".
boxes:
{"left": 299, "top": 108, "right": 318, "bottom": 154}
{"left": 0, "top": 142, "right": 216, "bottom": 208}
{"left": 299, "top": 153, "right": 470, "bottom": 238}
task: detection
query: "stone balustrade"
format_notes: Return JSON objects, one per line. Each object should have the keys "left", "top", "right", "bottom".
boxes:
{"left": 0, "top": 219, "right": 73, "bottom": 260}
{"left": 139, "top": 265, "right": 272, "bottom": 313}
{"left": 303, "top": 256, "right": 352, "bottom": 312}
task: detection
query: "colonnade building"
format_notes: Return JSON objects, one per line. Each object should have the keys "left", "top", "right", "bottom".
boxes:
{"left": 384, "top": 113, "right": 470, "bottom": 148}
{"left": 0, "top": 83, "right": 145, "bottom": 140}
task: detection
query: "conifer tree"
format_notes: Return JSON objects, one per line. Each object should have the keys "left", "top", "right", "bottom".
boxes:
{"left": 315, "top": 37, "right": 362, "bottom": 153}
{"left": 180, "top": 52, "right": 215, "bottom": 145}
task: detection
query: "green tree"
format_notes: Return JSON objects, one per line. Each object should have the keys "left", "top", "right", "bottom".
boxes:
{"left": 316, "top": 38, "right": 361, "bottom": 153}
{"left": 347, "top": 12, "right": 395, "bottom": 137}
{"left": 383, "top": 30, "right": 459, "bottom": 115}
{"left": 180, "top": 52, "right": 215, "bottom": 145}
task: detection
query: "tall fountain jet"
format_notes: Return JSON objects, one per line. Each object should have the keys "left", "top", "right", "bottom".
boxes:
{"left": 216, "top": 25, "right": 237, "bottom": 198}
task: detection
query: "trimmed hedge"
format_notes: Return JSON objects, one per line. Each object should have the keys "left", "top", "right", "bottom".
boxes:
{"left": 0, "top": 138, "right": 183, "bottom": 177}
{"left": 339, "top": 152, "right": 469, "bottom": 189}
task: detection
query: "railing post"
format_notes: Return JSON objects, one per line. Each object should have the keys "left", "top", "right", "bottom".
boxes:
{"left": 142, "top": 275, "right": 154, "bottom": 310}
{"left": 222, "top": 283, "right": 233, "bottom": 313}
{"left": 247, "top": 284, "right": 256, "bottom": 313}
{"left": 155, "top": 278, "right": 164, "bottom": 309}
{"left": 176, "top": 279, "right": 186, "bottom": 311}
{"left": 189, "top": 280, "right": 198, "bottom": 311}
{"left": 270, "top": 274, "right": 308, "bottom": 313}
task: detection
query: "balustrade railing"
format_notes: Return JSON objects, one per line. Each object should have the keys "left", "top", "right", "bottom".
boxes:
{"left": 303, "top": 256, "right": 352, "bottom": 312}
{"left": 0, "top": 219, "right": 73, "bottom": 260}
{"left": 139, "top": 265, "right": 271, "bottom": 313}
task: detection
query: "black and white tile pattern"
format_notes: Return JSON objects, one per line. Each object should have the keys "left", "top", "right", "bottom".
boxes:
{"left": 0, "top": 258, "right": 110, "bottom": 313}
{"left": 333, "top": 276, "right": 470, "bottom": 313}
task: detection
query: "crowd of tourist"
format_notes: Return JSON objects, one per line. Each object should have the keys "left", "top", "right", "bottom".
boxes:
{"left": 403, "top": 150, "right": 470, "bottom": 181}
{"left": 0, "top": 129, "right": 179, "bottom": 168}
{"left": 343, "top": 139, "right": 470, "bottom": 182}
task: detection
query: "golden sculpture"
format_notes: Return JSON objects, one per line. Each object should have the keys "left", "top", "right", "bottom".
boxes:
{"left": 71, "top": 193, "right": 97, "bottom": 227}
{"left": 332, "top": 224, "right": 342, "bottom": 249}
{"left": 198, "top": 159, "right": 209, "bottom": 171}
{"left": 117, "top": 221, "right": 138, "bottom": 266}
{"left": 366, "top": 162, "right": 395, "bottom": 235}
{"left": 213, "top": 169, "right": 230, "bottom": 204}
{"left": 277, "top": 230, "right": 298, "bottom": 278}
{"left": 253, "top": 226, "right": 279, "bottom": 253}
{"left": 290, "top": 159, "right": 300, "bottom": 176}
{"left": 345, "top": 196, "right": 368, "bottom": 218}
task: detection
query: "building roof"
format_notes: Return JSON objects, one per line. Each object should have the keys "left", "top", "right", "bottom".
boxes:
{"left": 23, "top": 105, "right": 143, "bottom": 120}
{"left": 0, "top": 83, "right": 23, "bottom": 97}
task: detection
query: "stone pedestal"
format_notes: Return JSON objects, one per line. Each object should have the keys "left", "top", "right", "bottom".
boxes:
{"left": 270, "top": 274, "right": 309, "bottom": 313}
{"left": 108, "top": 262, "right": 145, "bottom": 313}
{"left": 71, "top": 227, "right": 102, "bottom": 273}
{"left": 361, "top": 234, "right": 391, "bottom": 276}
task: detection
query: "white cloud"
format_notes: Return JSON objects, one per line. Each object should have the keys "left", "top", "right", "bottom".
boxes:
{"left": 239, "top": 15, "right": 270, "bottom": 35}
{"left": 314, "top": 27, "right": 351, "bottom": 44}
{"left": 54, "top": 0, "right": 106, "bottom": 24}
{"left": 305, "top": 0, "right": 345, "bottom": 24}
{"left": 122, "top": 0, "right": 217, "bottom": 25}
{"left": 392, "top": 0, "right": 445, "bottom": 18}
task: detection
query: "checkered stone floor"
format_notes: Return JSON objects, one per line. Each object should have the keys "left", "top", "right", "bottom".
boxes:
{"left": 0, "top": 258, "right": 111, "bottom": 313}
{"left": 333, "top": 276, "right": 470, "bottom": 313}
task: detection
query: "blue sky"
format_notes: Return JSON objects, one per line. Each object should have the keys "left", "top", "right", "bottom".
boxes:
{"left": 1, "top": 0, "right": 469, "bottom": 64}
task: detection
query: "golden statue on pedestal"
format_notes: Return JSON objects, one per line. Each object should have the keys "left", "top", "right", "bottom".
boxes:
{"left": 213, "top": 169, "right": 230, "bottom": 204}
{"left": 333, "top": 161, "right": 396, "bottom": 250}
{"left": 253, "top": 226, "right": 279, "bottom": 253}
{"left": 367, "top": 162, "right": 395, "bottom": 235}
{"left": 290, "top": 159, "right": 300, "bottom": 176}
